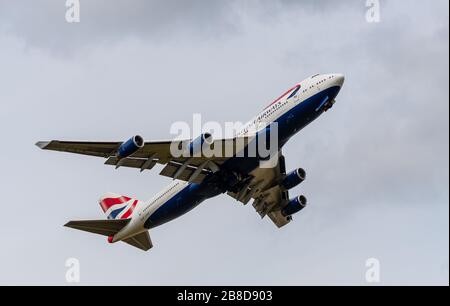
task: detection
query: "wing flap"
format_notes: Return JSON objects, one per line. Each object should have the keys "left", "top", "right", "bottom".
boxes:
{"left": 105, "top": 156, "right": 147, "bottom": 169}
{"left": 267, "top": 210, "right": 291, "bottom": 228}
{"left": 159, "top": 162, "right": 208, "bottom": 184}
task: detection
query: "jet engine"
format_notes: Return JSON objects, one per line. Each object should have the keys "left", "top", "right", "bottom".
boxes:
{"left": 187, "top": 133, "right": 214, "bottom": 156}
{"left": 117, "top": 135, "right": 144, "bottom": 158}
{"left": 281, "top": 195, "right": 307, "bottom": 216}
{"left": 281, "top": 168, "right": 306, "bottom": 190}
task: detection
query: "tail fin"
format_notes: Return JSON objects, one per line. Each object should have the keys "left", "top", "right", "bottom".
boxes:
{"left": 99, "top": 193, "right": 141, "bottom": 220}
{"left": 65, "top": 193, "right": 152, "bottom": 251}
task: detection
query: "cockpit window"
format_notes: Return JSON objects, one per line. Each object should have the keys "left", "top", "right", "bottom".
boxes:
{"left": 311, "top": 74, "right": 320, "bottom": 78}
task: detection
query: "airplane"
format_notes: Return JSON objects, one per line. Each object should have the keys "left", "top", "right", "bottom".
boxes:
{"left": 36, "top": 73, "right": 345, "bottom": 251}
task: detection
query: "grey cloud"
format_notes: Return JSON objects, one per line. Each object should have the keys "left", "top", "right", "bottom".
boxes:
{"left": 0, "top": 0, "right": 365, "bottom": 53}
{"left": 0, "top": 0, "right": 238, "bottom": 52}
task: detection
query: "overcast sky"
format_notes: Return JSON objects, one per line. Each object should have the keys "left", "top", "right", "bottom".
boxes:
{"left": 0, "top": 0, "right": 448, "bottom": 285}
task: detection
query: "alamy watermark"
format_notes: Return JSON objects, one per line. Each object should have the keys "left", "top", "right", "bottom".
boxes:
{"left": 366, "top": 0, "right": 381, "bottom": 23}
{"left": 169, "top": 114, "right": 280, "bottom": 168}
{"left": 65, "top": 0, "right": 80, "bottom": 23}
{"left": 365, "top": 258, "right": 381, "bottom": 283}
{"left": 65, "top": 257, "right": 80, "bottom": 283}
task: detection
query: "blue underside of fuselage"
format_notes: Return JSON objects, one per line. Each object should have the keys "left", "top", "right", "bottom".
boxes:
{"left": 144, "top": 86, "right": 341, "bottom": 229}
{"left": 145, "top": 183, "right": 205, "bottom": 228}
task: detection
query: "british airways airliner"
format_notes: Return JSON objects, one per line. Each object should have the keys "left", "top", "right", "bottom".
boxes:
{"left": 36, "top": 73, "right": 345, "bottom": 251}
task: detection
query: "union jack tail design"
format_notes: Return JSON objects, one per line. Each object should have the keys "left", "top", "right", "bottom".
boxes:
{"left": 99, "top": 192, "right": 141, "bottom": 220}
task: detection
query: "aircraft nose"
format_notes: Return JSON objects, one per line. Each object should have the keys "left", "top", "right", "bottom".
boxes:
{"left": 334, "top": 74, "right": 345, "bottom": 87}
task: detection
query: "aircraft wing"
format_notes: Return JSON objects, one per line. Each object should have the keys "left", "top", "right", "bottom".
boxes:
{"left": 226, "top": 151, "right": 292, "bottom": 228}
{"left": 36, "top": 137, "right": 247, "bottom": 184}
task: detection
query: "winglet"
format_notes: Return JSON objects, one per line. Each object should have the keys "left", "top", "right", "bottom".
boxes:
{"left": 35, "top": 141, "right": 50, "bottom": 149}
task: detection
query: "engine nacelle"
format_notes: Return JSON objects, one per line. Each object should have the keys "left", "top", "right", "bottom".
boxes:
{"left": 117, "top": 135, "right": 144, "bottom": 158}
{"left": 188, "top": 133, "right": 213, "bottom": 156}
{"left": 282, "top": 195, "right": 307, "bottom": 216}
{"left": 281, "top": 168, "right": 306, "bottom": 190}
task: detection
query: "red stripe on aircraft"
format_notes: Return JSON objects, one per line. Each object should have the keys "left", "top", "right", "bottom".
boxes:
{"left": 263, "top": 85, "right": 299, "bottom": 110}
{"left": 100, "top": 196, "right": 132, "bottom": 212}
{"left": 121, "top": 200, "right": 138, "bottom": 219}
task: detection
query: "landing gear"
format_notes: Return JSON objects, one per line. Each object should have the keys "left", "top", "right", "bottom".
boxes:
{"left": 323, "top": 99, "right": 335, "bottom": 112}
{"left": 228, "top": 173, "right": 253, "bottom": 194}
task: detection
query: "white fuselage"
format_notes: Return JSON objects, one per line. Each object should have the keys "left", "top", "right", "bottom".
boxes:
{"left": 113, "top": 73, "right": 345, "bottom": 242}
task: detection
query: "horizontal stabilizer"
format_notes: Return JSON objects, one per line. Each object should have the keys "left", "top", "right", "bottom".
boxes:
{"left": 64, "top": 219, "right": 130, "bottom": 237}
{"left": 123, "top": 231, "right": 153, "bottom": 251}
